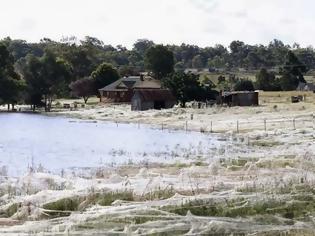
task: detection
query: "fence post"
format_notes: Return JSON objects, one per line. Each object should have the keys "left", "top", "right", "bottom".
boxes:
{"left": 185, "top": 121, "right": 188, "bottom": 132}
{"left": 313, "top": 114, "right": 315, "bottom": 133}
{"left": 210, "top": 121, "right": 213, "bottom": 133}
{"left": 264, "top": 119, "right": 267, "bottom": 131}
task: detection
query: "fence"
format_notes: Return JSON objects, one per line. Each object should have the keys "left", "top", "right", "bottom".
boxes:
{"left": 156, "top": 114, "right": 315, "bottom": 134}
{"left": 113, "top": 114, "right": 314, "bottom": 134}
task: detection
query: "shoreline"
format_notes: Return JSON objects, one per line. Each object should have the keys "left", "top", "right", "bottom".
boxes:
{"left": 1, "top": 102, "right": 315, "bottom": 234}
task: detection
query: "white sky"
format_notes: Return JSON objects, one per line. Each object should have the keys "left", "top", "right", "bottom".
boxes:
{"left": 0, "top": 0, "right": 314, "bottom": 48}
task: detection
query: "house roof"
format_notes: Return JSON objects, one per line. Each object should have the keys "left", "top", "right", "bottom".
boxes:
{"left": 133, "top": 89, "right": 176, "bottom": 102}
{"left": 99, "top": 76, "right": 161, "bottom": 92}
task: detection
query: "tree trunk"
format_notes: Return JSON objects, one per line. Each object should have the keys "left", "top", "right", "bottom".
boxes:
{"left": 44, "top": 95, "right": 48, "bottom": 112}
{"left": 84, "top": 96, "right": 88, "bottom": 104}
{"left": 48, "top": 96, "right": 53, "bottom": 112}
{"left": 7, "top": 104, "right": 10, "bottom": 111}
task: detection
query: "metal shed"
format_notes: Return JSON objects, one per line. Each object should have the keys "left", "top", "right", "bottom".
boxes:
{"left": 218, "top": 91, "right": 259, "bottom": 106}
{"left": 131, "top": 89, "right": 176, "bottom": 111}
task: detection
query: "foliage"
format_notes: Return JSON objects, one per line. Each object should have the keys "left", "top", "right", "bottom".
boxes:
{"left": 279, "top": 72, "right": 300, "bottom": 91}
{"left": 2, "top": 36, "right": 315, "bottom": 107}
{"left": 191, "top": 54, "right": 204, "bottom": 69}
{"left": 234, "top": 79, "right": 255, "bottom": 91}
{"left": 0, "top": 43, "right": 25, "bottom": 109}
{"left": 162, "top": 72, "right": 216, "bottom": 107}
{"left": 279, "top": 51, "right": 308, "bottom": 91}
{"left": 255, "top": 68, "right": 281, "bottom": 91}
{"left": 69, "top": 77, "right": 95, "bottom": 103}
{"left": 22, "top": 51, "right": 72, "bottom": 111}
{"left": 91, "top": 63, "right": 119, "bottom": 93}
{"left": 145, "top": 45, "right": 174, "bottom": 79}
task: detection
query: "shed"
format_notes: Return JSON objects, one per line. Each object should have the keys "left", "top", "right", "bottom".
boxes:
{"left": 131, "top": 89, "right": 176, "bottom": 111}
{"left": 218, "top": 91, "right": 259, "bottom": 106}
{"left": 296, "top": 82, "right": 315, "bottom": 92}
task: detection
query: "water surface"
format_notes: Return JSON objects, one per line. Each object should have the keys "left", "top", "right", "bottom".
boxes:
{"left": 0, "top": 113, "right": 219, "bottom": 176}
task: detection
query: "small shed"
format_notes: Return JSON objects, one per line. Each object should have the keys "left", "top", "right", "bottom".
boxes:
{"left": 296, "top": 82, "right": 315, "bottom": 92}
{"left": 131, "top": 89, "right": 176, "bottom": 111}
{"left": 218, "top": 91, "right": 259, "bottom": 106}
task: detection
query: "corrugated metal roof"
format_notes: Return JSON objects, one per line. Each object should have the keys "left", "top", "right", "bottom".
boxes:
{"left": 134, "top": 89, "right": 176, "bottom": 102}
{"left": 222, "top": 91, "right": 258, "bottom": 97}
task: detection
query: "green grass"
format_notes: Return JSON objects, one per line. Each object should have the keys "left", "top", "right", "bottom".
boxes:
{"left": 164, "top": 196, "right": 315, "bottom": 220}
{"left": 0, "top": 203, "right": 20, "bottom": 218}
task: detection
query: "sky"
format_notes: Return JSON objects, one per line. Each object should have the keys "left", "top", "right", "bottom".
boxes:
{"left": 0, "top": 0, "right": 314, "bottom": 48}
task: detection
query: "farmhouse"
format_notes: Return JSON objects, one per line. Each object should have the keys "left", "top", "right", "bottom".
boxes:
{"left": 131, "top": 89, "right": 176, "bottom": 111}
{"left": 218, "top": 91, "right": 259, "bottom": 106}
{"left": 99, "top": 75, "right": 161, "bottom": 103}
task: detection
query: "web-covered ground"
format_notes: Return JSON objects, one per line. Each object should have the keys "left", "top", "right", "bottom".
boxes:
{"left": 0, "top": 123, "right": 315, "bottom": 235}
{"left": 1, "top": 93, "right": 315, "bottom": 235}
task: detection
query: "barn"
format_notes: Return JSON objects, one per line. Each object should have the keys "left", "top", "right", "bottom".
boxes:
{"left": 218, "top": 91, "right": 259, "bottom": 106}
{"left": 131, "top": 89, "right": 176, "bottom": 111}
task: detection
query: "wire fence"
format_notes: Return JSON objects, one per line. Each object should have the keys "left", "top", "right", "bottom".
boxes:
{"left": 123, "top": 114, "right": 315, "bottom": 134}
{"left": 104, "top": 108, "right": 315, "bottom": 135}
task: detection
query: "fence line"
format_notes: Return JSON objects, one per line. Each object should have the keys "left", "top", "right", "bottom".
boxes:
{"left": 113, "top": 114, "right": 314, "bottom": 134}
{"left": 158, "top": 114, "right": 315, "bottom": 134}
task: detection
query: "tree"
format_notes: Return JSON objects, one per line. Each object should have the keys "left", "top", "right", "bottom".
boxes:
{"left": 229, "top": 41, "right": 249, "bottom": 67}
{"left": 22, "top": 51, "right": 71, "bottom": 111}
{"left": 162, "top": 72, "right": 204, "bottom": 107}
{"left": 91, "top": 63, "right": 119, "bottom": 93}
{"left": 0, "top": 43, "right": 25, "bottom": 110}
{"left": 234, "top": 80, "right": 255, "bottom": 91}
{"left": 192, "top": 55, "right": 204, "bottom": 69}
{"left": 145, "top": 45, "right": 174, "bottom": 79}
{"left": 255, "top": 68, "right": 280, "bottom": 91}
{"left": 133, "top": 39, "right": 154, "bottom": 56}
{"left": 279, "top": 72, "right": 299, "bottom": 91}
{"left": 118, "top": 65, "right": 138, "bottom": 77}
{"left": 69, "top": 77, "right": 95, "bottom": 103}
{"left": 278, "top": 51, "right": 308, "bottom": 91}
{"left": 174, "top": 61, "right": 185, "bottom": 72}
{"left": 208, "top": 56, "right": 226, "bottom": 69}
{"left": 22, "top": 55, "right": 45, "bottom": 110}
{"left": 281, "top": 51, "right": 308, "bottom": 83}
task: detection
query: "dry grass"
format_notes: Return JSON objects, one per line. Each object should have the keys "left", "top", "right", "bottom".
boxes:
{"left": 260, "top": 91, "right": 315, "bottom": 104}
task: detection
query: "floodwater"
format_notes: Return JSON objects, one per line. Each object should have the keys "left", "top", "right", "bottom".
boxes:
{"left": 0, "top": 113, "right": 220, "bottom": 176}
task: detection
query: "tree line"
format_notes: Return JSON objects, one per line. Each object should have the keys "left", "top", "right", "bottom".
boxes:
{"left": 0, "top": 36, "right": 312, "bottom": 109}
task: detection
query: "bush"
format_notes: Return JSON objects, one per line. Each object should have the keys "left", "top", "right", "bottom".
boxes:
{"left": 234, "top": 79, "right": 255, "bottom": 91}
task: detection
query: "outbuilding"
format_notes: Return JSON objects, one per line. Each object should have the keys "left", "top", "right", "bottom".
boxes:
{"left": 218, "top": 91, "right": 259, "bottom": 106}
{"left": 296, "top": 82, "right": 315, "bottom": 92}
{"left": 131, "top": 89, "right": 176, "bottom": 111}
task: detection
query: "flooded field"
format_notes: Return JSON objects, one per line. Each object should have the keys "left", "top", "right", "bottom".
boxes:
{"left": 0, "top": 113, "right": 220, "bottom": 176}
{"left": 0, "top": 112, "right": 315, "bottom": 235}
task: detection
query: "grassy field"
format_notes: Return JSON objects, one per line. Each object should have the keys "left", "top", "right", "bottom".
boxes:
{"left": 260, "top": 91, "right": 315, "bottom": 104}
{"left": 200, "top": 72, "right": 315, "bottom": 84}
